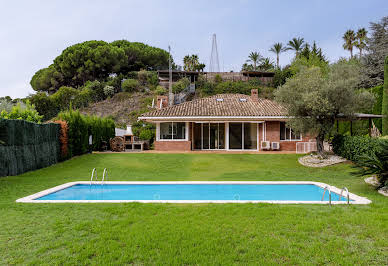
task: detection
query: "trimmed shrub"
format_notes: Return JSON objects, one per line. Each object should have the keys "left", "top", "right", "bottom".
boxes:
{"left": 122, "top": 79, "right": 139, "bottom": 93}
{"left": 382, "top": 56, "right": 388, "bottom": 135}
{"left": 332, "top": 135, "right": 387, "bottom": 161}
{"left": 57, "top": 110, "right": 115, "bottom": 156}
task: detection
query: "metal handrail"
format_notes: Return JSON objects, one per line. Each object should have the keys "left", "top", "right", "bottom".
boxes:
{"left": 321, "top": 186, "right": 332, "bottom": 205}
{"left": 90, "top": 168, "right": 97, "bottom": 185}
{"left": 102, "top": 168, "right": 107, "bottom": 185}
{"left": 339, "top": 187, "right": 350, "bottom": 204}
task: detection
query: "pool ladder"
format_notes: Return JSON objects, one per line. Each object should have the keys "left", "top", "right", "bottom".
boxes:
{"left": 90, "top": 168, "right": 108, "bottom": 185}
{"left": 321, "top": 186, "right": 350, "bottom": 205}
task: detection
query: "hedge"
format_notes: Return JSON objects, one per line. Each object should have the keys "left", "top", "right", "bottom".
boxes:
{"left": 382, "top": 56, "right": 388, "bottom": 135}
{"left": 332, "top": 135, "right": 387, "bottom": 161}
{"left": 57, "top": 110, "right": 115, "bottom": 157}
{"left": 0, "top": 119, "right": 60, "bottom": 176}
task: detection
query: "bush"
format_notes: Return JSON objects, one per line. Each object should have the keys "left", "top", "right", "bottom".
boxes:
{"left": 57, "top": 110, "right": 115, "bottom": 156}
{"left": 103, "top": 85, "right": 115, "bottom": 98}
{"left": 132, "top": 121, "right": 155, "bottom": 142}
{"left": 83, "top": 80, "right": 105, "bottom": 101}
{"left": 353, "top": 140, "right": 388, "bottom": 188}
{"left": 154, "top": 85, "right": 167, "bottom": 95}
{"left": 51, "top": 86, "right": 80, "bottom": 110}
{"left": 0, "top": 101, "right": 43, "bottom": 123}
{"left": 29, "top": 92, "right": 59, "bottom": 121}
{"left": 122, "top": 79, "right": 139, "bottom": 93}
{"left": 214, "top": 74, "right": 223, "bottom": 83}
{"left": 172, "top": 77, "right": 190, "bottom": 93}
{"left": 331, "top": 135, "right": 386, "bottom": 161}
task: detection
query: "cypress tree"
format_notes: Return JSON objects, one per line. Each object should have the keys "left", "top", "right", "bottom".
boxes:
{"left": 383, "top": 56, "right": 388, "bottom": 135}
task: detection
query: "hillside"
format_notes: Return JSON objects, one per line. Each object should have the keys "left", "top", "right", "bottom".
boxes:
{"left": 80, "top": 92, "right": 153, "bottom": 127}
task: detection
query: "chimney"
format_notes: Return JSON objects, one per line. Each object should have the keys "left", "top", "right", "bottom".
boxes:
{"left": 156, "top": 96, "right": 168, "bottom": 109}
{"left": 251, "top": 89, "right": 258, "bottom": 102}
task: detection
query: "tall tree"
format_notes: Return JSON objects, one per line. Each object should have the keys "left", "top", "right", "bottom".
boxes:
{"left": 269, "top": 43, "right": 286, "bottom": 68}
{"left": 343, "top": 30, "right": 356, "bottom": 58}
{"left": 275, "top": 62, "right": 374, "bottom": 156}
{"left": 286, "top": 38, "right": 305, "bottom": 56}
{"left": 355, "top": 28, "right": 368, "bottom": 58}
{"left": 383, "top": 56, "right": 388, "bottom": 135}
{"left": 246, "top": 52, "right": 263, "bottom": 71}
{"left": 360, "top": 16, "right": 388, "bottom": 87}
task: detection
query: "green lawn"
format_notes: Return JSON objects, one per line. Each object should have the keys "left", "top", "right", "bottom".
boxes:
{"left": 1, "top": 153, "right": 387, "bottom": 265}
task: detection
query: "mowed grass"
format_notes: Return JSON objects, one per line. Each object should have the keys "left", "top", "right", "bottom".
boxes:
{"left": 0, "top": 153, "right": 387, "bottom": 265}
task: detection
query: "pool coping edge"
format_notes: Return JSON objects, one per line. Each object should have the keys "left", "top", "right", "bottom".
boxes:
{"left": 16, "top": 181, "right": 372, "bottom": 204}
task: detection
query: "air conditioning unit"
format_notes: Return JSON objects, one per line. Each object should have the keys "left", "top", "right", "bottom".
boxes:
{"left": 261, "top": 141, "right": 270, "bottom": 150}
{"left": 271, "top": 142, "right": 280, "bottom": 150}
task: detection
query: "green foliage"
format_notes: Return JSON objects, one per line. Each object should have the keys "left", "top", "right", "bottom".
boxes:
{"left": 31, "top": 40, "right": 170, "bottom": 92}
{"left": 370, "top": 85, "right": 383, "bottom": 131}
{"left": 352, "top": 140, "right": 388, "bottom": 187}
{"left": 137, "top": 70, "right": 158, "bottom": 88}
{"left": 132, "top": 121, "right": 155, "bottom": 142}
{"left": 214, "top": 74, "right": 223, "bottom": 83}
{"left": 103, "top": 85, "right": 115, "bottom": 98}
{"left": 51, "top": 86, "right": 80, "bottom": 111}
{"left": 275, "top": 61, "right": 374, "bottom": 154}
{"left": 0, "top": 98, "right": 17, "bottom": 113}
{"left": 57, "top": 110, "right": 115, "bottom": 156}
{"left": 0, "top": 101, "right": 43, "bottom": 123}
{"left": 30, "top": 65, "right": 63, "bottom": 92}
{"left": 82, "top": 80, "right": 105, "bottom": 101}
{"left": 272, "top": 67, "right": 293, "bottom": 87}
{"left": 332, "top": 135, "right": 384, "bottom": 161}
{"left": 382, "top": 56, "right": 388, "bottom": 135}
{"left": 289, "top": 53, "right": 329, "bottom": 76}
{"left": 183, "top": 54, "right": 205, "bottom": 71}
{"left": 122, "top": 79, "right": 139, "bottom": 93}
{"left": 172, "top": 77, "right": 190, "bottom": 93}
{"left": 360, "top": 16, "right": 388, "bottom": 87}
{"left": 154, "top": 85, "right": 167, "bottom": 95}
{"left": 196, "top": 76, "right": 262, "bottom": 97}
{"left": 29, "top": 92, "right": 58, "bottom": 121}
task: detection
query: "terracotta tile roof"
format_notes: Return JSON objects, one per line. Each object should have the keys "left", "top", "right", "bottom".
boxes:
{"left": 141, "top": 94, "right": 287, "bottom": 118}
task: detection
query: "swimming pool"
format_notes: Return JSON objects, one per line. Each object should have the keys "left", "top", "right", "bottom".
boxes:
{"left": 16, "top": 181, "right": 371, "bottom": 204}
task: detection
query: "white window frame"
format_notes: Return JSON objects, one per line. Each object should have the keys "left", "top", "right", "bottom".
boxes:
{"left": 157, "top": 122, "right": 188, "bottom": 141}
{"left": 279, "top": 122, "right": 302, "bottom": 141}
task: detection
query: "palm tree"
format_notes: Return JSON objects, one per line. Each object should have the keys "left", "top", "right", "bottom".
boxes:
{"left": 259, "top": 57, "right": 275, "bottom": 71}
{"left": 286, "top": 38, "right": 305, "bottom": 56}
{"left": 246, "top": 52, "right": 262, "bottom": 71}
{"left": 269, "top": 43, "right": 286, "bottom": 68}
{"left": 343, "top": 30, "right": 356, "bottom": 58}
{"left": 183, "top": 55, "right": 190, "bottom": 71}
{"left": 355, "top": 28, "right": 368, "bottom": 58}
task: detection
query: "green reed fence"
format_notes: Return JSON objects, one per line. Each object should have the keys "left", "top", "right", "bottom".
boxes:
{"left": 0, "top": 119, "right": 60, "bottom": 177}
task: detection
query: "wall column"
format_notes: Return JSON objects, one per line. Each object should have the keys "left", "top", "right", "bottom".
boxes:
{"left": 155, "top": 122, "right": 160, "bottom": 141}
{"left": 225, "top": 122, "right": 229, "bottom": 150}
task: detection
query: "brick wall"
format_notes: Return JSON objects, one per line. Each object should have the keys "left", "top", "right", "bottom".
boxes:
{"left": 265, "top": 121, "right": 313, "bottom": 151}
{"left": 154, "top": 141, "right": 192, "bottom": 151}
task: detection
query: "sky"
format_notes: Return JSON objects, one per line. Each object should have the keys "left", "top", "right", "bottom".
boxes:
{"left": 0, "top": 0, "right": 387, "bottom": 99}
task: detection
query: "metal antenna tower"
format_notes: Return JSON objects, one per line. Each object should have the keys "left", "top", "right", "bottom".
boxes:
{"left": 209, "top": 34, "right": 220, "bottom": 72}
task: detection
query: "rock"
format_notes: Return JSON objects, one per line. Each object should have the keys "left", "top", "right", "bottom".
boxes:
{"left": 364, "top": 176, "right": 380, "bottom": 187}
{"left": 298, "top": 154, "right": 347, "bottom": 167}
{"left": 378, "top": 187, "right": 388, "bottom": 197}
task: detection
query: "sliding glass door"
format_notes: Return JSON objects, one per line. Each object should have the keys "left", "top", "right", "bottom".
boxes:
{"left": 229, "top": 122, "right": 258, "bottom": 150}
{"left": 193, "top": 123, "right": 225, "bottom": 150}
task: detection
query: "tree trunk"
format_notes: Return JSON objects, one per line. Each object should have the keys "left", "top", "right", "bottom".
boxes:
{"left": 316, "top": 132, "right": 325, "bottom": 158}
{"left": 359, "top": 48, "right": 362, "bottom": 58}
{"left": 350, "top": 48, "right": 353, "bottom": 59}
{"left": 277, "top": 54, "right": 279, "bottom": 69}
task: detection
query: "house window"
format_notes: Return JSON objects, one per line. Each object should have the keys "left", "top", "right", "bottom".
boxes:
{"left": 280, "top": 122, "right": 301, "bottom": 141}
{"left": 160, "top": 122, "right": 186, "bottom": 140}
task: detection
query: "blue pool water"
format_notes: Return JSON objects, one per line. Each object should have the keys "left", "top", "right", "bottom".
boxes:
{"left": 36, "top": 184, "right": 351, "bottom": 201}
